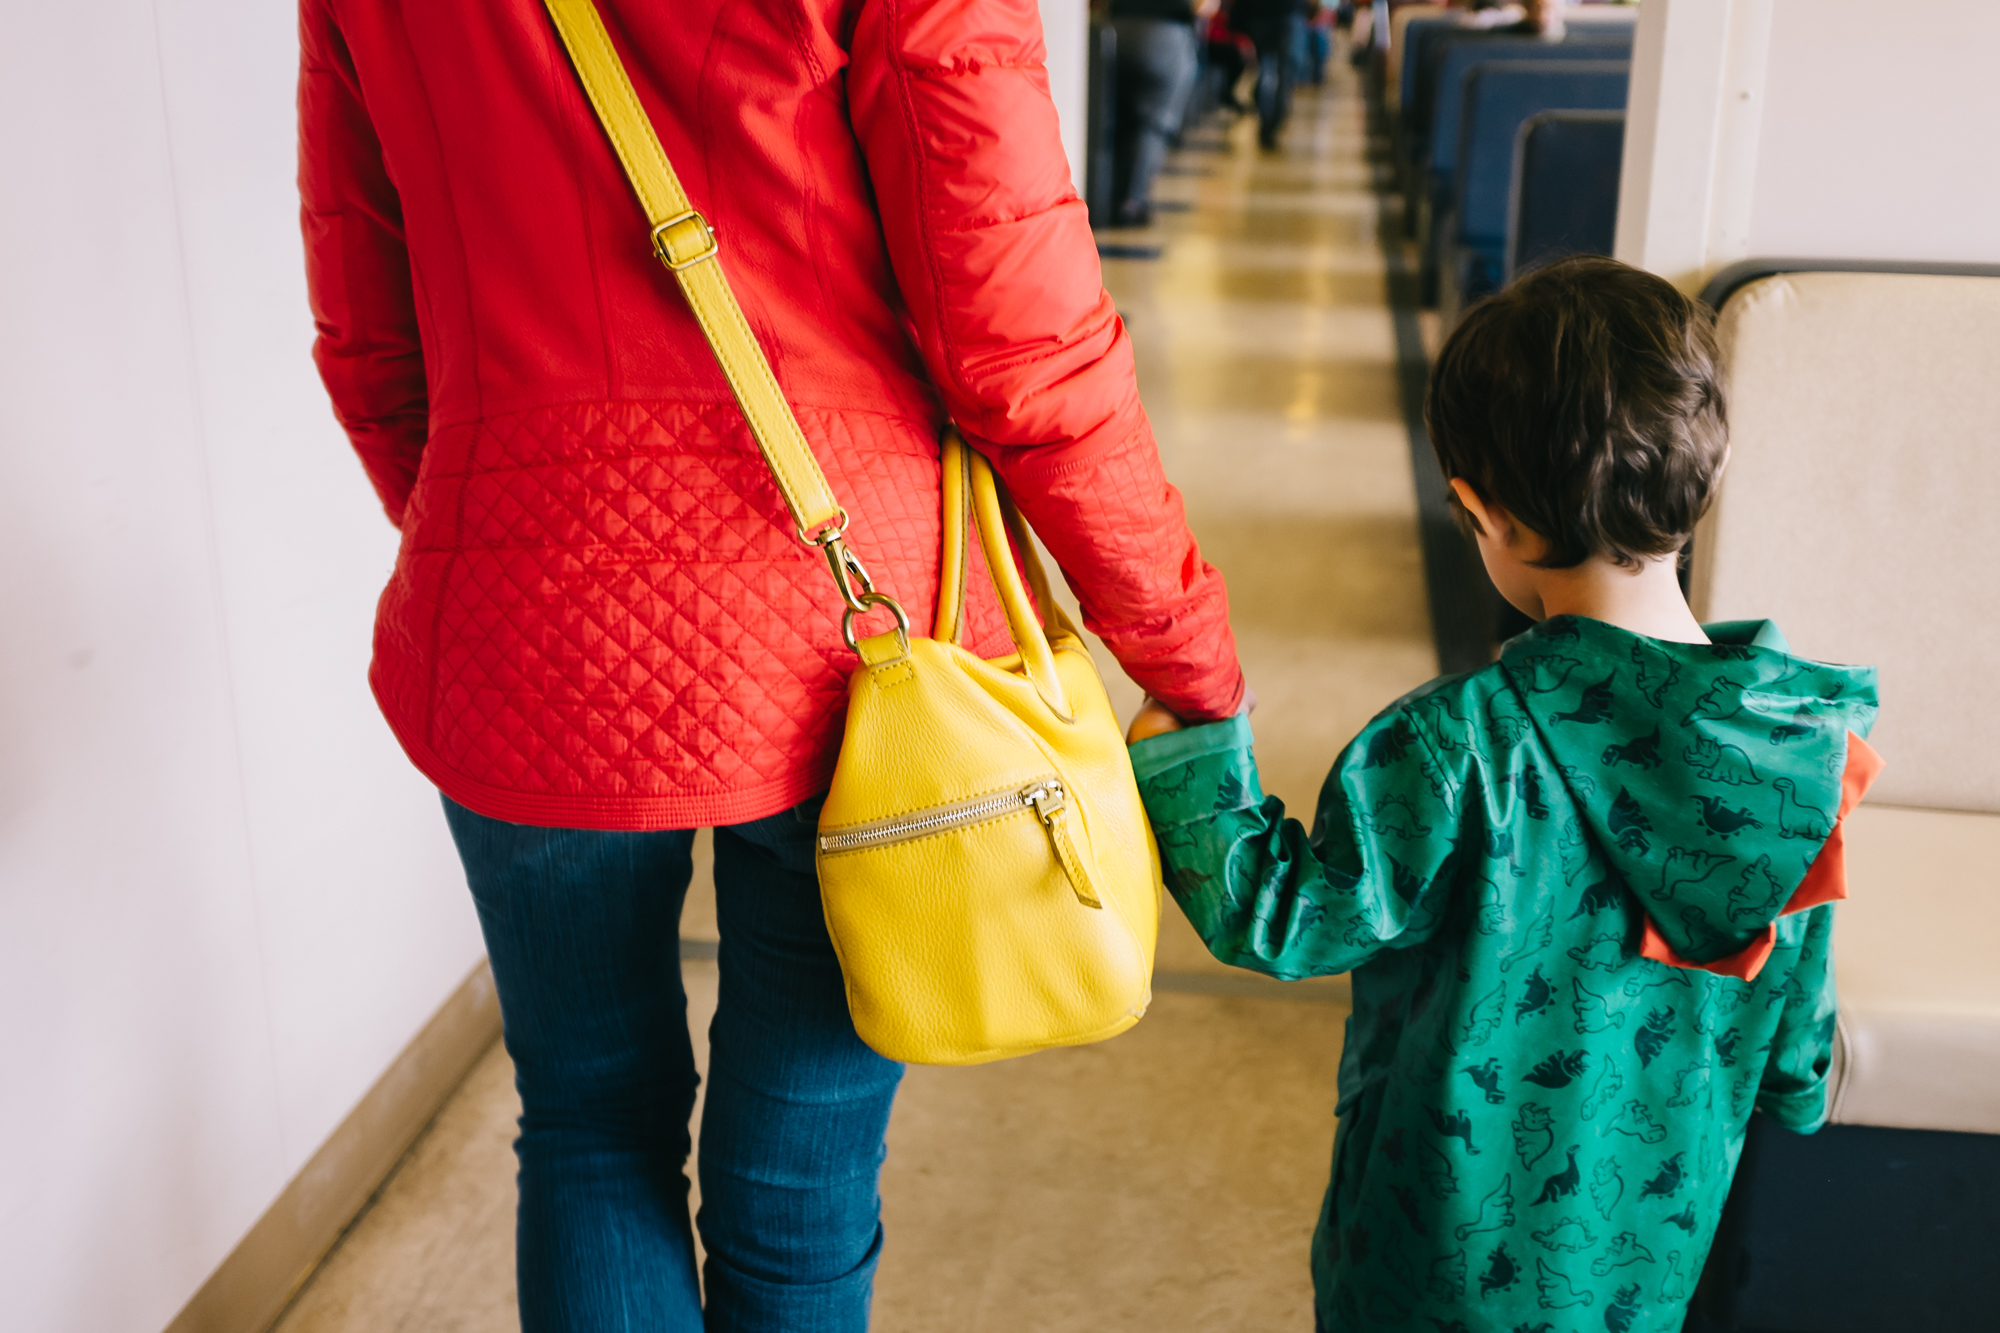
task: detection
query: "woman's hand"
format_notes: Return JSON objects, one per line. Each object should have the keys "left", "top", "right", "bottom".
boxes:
{"left": 1126, "top": 698, "right": 1187, "bottom": 744}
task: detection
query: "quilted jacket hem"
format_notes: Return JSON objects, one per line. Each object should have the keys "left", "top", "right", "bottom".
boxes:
{"left": 373, "top": 672, "right": 836, "bottom": 832}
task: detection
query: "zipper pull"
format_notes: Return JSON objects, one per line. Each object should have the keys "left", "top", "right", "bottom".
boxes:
{"left": 1023, "top": 780, "right": 1102, "bottom": 909}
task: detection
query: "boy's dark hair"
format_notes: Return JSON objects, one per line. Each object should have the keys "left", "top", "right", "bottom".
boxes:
{"left": 1425, "top": 255, "right": 1728, "bottom": 569}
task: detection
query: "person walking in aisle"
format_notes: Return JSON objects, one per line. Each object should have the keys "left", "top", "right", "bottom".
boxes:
{"left": 1235, "top": 0, "right": 1313, "bottom": 148}
{"left": 1108, "top": 0, "right": 1218, "bottom": 227}
{"left": 297, "top": 1, "right": 1246, "bottom": 1329}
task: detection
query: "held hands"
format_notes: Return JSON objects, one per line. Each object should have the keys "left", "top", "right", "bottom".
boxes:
{"left": 1126, "top": 688, "right": 1256, "bottom": 745}
{"left": 1126, "top": 698, "right": 1186, "bottom": 744}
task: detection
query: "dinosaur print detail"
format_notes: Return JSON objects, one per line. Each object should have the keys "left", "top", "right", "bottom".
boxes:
{"left": 1553, "top": 672, "right": 1618, "bottom": 725}
{"left": 1523, "top": 1050, "right": 1588, "bottom": 1089}
{"left": 1652, "top": 847, "right": 1736, "bottom": 902}
{"left": 1684, "top": 733, "right": 1763, "bottom": 786}
{"left": 1511, "top": 1325, "right": 1556, "bottom": 1333}
{"left": 1665, "top": 1204, "right": 1698, "bottom": 1233}
{"left": 1571, "top": 977, "right": 1624, "bottom": 1033}
{"left": 1455, "top": 1174, "right": 1518, "bottom": 1242}
{"left": 1680, "top": 677, "right": 1748, "bottom": 728}
{"left": 1769, "top": 721, "right": 1814, "bottom": 744}
{"left": 1430, "top": 1249, "right": 1468, "bottom": 1301}
{"left": 1389, "top": 856, "right": 1426, "bottom": 905}
{"left": 1591, "top": 1233, "right": 1654, "bottom": 1277}
{"left": 1517, "top": 966, "right": 1554, "bottom": 1023}
{"left": 1533, "top": 1147, "right": 1581, "bottom": 1204}
{"left": 1567, "top": 933, "right": 1627, "bottom": 972}
{"left": 1589, "top": 1158, "right": 1624, "bottom": 1220}
{"left": 1607, "top": 1100, "right": 1668, "bottom": 1145}
{"left": 1569, "top": 873, "right": 1623, "bottom": 920}
{"left": 1558, "top": 764, "right": 1599, "bottom": 799}
{"left": 1426, "top": 1317, "right": 1472, "bottom": 1333}
{"left": 1640, "top": 1152, "right": 1687, "bottom": 1199}
{"left": 1692, "top": 794, "right": 1765, "bottom": 839}
{"left": 1772, "top": 778, "right": 1832, "bottom": 840}
{"left": 1715, "top": 1028, "right": 1742, "bottom": 1067}
{"left": 1385, "top": 1248, "right": 1422, "bottom": 1296}
{"left": 1609, "top": 787, "right": 1653, "bottom": 854}
{"left": 1486, "top": 828, "right": 1527, "bottom": 877}
{"left": 1362, "top": 794, "right": 1434, "bottom": 840}
{"left": 1604, "top": 1282, "right": 1644, "bottom": 1332}
{"left": 1429, "top": 1106, "right": 1479, "bottom": 1154}
{"left": 1635, "top": 1008, "right": 1676, "bottom": 1067}
{"left": 1515, "top": 655, "right": 1585, "bottom": 694}
{"left": 1536, "top": 1258, "right": 1595, "bottom": 1310}
{"left": 1380, "top": 1128, "right": 1407, "bottom": 1166}
{"left": 1459, "top": 983, "right": 1506, "bottom": 1049}
{"left": 1390, "top": 1184, "right": 1431, "bottom": 1237}
{"left": 1415, "top": 693, "right": 1474, "bottom": 752}
{"left": 1620, "top": 966, "right": 1691, "bottom": 1001}
{"left": 1726, "top": 854, "right": 1789, "bottom": 923}
{"left": 1517, "top": 762, "right": 1552, "bottom": 820}
{"left": 1630, "top": 639, "right": 1683, "bottom": 707}
{"left": 1581, "top": 1062, "right": 1624, "bottom": 1121}
{"left": 1359, "top": 718, "right": 1419, "bottom": 769}
{"left": 1213, "top": 769, "right": 1249, "bottom": 814}
{"left": 1464, "top": 1058, "right": 1505, "bottom": 1104}
{"left": 1667, "top": 1062, "right": 1712, "bottom": 1110}
{"left": 1513, "top": 1105, "right": 1555, "bottom": 1170}
{"left": 1480, "top": 1242, "right": 1522, "bottom": 1294}
{"left": 1602, "top": 725, "right": 1663, "bottom": 769}
{"left": 1558, "top": 817, "right": 1592, "bottom": 886}
{"left": 1489, "top": 692, "right": 1533, "bottom": 748}
{"left": 1532, "top": 1214, "right": 1596, "bottom": 1252}
{"left": 1660, "top": 1251, "right": 1691, "bottom": 1302}
{"left": 1499, "top": 914, "right": 1555, "bottom": 972}
{"left": 1422, "top": 1142, "right": 1462, "bottom": 1199}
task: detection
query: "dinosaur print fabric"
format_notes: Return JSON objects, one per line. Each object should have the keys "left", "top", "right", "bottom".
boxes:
{"left": 1128, "top": 617, "right": 1878, "bottom": 1332}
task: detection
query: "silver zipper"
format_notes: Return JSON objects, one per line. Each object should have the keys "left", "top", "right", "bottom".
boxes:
{"left": 818, "top": 777, "right": 1064, "bottom": 854}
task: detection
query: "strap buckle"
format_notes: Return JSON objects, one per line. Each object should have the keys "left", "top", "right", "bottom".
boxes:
{"left": 651, "top": 210, "right": 719, "bottom": 272}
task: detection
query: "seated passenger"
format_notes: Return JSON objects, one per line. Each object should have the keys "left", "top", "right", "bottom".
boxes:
{"left": 1125, "top": 256, "right": 1882, "bottom": 1331}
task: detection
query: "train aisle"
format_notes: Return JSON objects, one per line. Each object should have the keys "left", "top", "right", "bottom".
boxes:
{"left": 270, "top": 55, "right": 1438, "bottom": 1333}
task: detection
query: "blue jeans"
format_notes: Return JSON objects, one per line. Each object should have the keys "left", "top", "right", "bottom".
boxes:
{"left": 444, "top": 795, "right": 904, "bottom": 1332}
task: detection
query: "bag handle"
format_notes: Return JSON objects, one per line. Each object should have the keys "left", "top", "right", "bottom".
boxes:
{"left": 541, "top": 0, "right": 1073, "bottom": 717}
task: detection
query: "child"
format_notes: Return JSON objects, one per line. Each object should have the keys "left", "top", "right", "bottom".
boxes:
{"left": 1127, "top": 257, "right": 1882, "bottom": 1333}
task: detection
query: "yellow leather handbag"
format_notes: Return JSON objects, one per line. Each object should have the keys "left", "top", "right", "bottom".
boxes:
{"left": 544, "top": 0, "right": 1160, "bottom": 1064}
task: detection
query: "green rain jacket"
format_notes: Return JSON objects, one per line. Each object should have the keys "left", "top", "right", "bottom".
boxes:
{"left": 1129, "top": 617, "right": 1879, "bottom": 1333}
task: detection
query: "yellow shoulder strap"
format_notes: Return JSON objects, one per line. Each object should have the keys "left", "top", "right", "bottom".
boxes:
{"left": 540, "top": 0, "right": 844, "bottom": 544}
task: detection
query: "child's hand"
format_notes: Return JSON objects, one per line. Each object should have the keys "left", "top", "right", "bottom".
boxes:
{"left": 1126, "top": 698, "right": 1186, "bottom": 744}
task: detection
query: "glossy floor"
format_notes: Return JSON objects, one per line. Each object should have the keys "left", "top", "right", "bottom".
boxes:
{"left": 272, "top": 64, "right": 1437, "bottom": 1333}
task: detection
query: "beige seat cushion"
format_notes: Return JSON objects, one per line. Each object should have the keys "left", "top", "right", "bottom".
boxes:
{"left": 1694, "top": 270, "right": 2000, "bottom": 1134}
{"left": 1830, "top": 805, "right": 2000, "bottom": 1134}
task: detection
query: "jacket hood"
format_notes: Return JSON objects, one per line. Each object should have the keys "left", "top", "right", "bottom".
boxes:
{"left": 1499, "top": 616, "right": 1879, "bottom": 963}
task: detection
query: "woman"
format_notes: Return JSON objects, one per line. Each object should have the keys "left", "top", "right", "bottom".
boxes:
{"left": 298, "top": 0, "right": 1245, "bottom": 1329}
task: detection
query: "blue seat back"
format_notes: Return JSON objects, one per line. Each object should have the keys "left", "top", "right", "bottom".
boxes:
{"left": 1427, "top": 37, "right": 1631, "bottom": 187}
{"left": 1506, "top": 111, "right": 1626, "bottom": 281}
{"left": 1399, "top": 15, "right": 1464, "bottom": 118}
{"left": 1454, "top": 62, "right": 1629, "bottom": 249}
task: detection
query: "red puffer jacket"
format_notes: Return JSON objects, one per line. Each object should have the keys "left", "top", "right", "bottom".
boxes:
{"left": 300, "top": 0, "right": 1243, "bottom": 830}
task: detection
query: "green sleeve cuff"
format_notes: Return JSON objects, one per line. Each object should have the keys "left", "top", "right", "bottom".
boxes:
{"left": 1128, "top": 713, "right": 1254, "bottom": 783}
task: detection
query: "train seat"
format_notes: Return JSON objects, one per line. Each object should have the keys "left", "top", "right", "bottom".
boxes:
{"left": 1686, "top": 263, "right": 2000, "bottom": 1332}
{"left": 1503, "top": 110, "right": 1625, "bottom": 284}
{"left": 1417, "top": 39, "right": 1631, "bottom": 299}
{"left": 1439, "top": 63, "right": 1629, "bottom": 320}
{"left": 1386, "top": 6, "right": 1451, "bottom": 114}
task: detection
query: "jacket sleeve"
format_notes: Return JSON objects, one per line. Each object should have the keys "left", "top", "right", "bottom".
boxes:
{"left": 1754, "top": 905, "right": 1839, "bottom": 1132}
{"left": 1129, "top": 708, "right": 1479, "bottom": 979}
{"left": 298, "top": 0, "right": 428, "bottom": 527}
{"left": 844, "top": 0, "right": 1242, "bottom": 720}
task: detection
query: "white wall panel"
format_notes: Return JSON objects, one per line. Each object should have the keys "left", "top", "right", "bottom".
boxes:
{"left": 0, "top": 2, "right": 480, "bottom": 1330}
